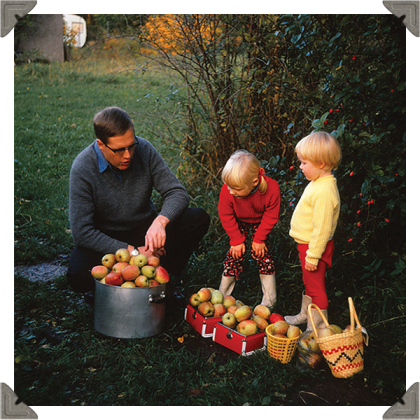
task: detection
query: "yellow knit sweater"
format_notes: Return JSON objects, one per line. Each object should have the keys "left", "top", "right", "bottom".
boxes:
{"left": 289, "top": 175, "right": 340, "bottom": 266}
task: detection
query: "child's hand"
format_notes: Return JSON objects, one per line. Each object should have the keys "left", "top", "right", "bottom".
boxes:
{"left": 230, "top": 243, "right": 245, "bottom": 260}
{"left": 305, "top": 261, "right": 318, "bottom": 272}
{"left": 252, "top": 241, "right": 268, "bottom": 258}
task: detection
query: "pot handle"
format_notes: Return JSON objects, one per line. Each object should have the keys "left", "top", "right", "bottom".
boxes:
{"left": 148, "top": 291, "right": 166, "bottom": 305}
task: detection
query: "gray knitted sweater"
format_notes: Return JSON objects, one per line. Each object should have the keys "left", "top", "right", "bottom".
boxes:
{"left": 69, "top": 136, "right": 189, "bottom": 254}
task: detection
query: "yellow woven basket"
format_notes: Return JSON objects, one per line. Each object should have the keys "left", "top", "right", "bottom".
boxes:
{"left": 265, "top": 324, "right": 301, "bottom": 363}
{"left": 308, "top": 297, "right": 367, "bottom": 379}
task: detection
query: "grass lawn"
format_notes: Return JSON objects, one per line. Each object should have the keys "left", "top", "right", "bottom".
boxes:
{"left": 14, "top": 49, "right": 405, "bottom": 407}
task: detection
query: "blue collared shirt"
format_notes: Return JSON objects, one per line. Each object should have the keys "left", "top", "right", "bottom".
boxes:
{"left": 94, "top": 141, "right": 122, "bottom": 180}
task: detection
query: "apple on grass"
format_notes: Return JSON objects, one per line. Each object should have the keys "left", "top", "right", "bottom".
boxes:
{"left": 91, "top": 265, "right": 109, "bottom": 279}
{"left": 115, "top": 248, "right": 131, "bottom": 262}
{"left": 101, "top": 254, "right": 116, "bottom": 269}
{"left": 222, "top": 312, "right": 237, "bottom": 329}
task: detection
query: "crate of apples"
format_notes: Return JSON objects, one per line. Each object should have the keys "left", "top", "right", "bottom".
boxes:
{"left": 90, "top": 248, "right": 170, "bottom": 288}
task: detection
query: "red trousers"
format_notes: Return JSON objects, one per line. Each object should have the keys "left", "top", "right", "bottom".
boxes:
{"left": 297, "top": 240, "right": 334, "bottom": 310}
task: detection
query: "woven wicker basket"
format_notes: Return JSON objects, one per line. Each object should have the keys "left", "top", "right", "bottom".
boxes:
{"left": 265, "top": 324, "right": 301, "bottom": 363}
{"left": 308, "top": 297, "right": 367, "bottom": 378}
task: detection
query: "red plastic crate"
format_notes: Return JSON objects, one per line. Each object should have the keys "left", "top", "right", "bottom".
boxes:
{"left": 212, "top": 322, "right": 267, "bottom": 356}
{"left": 184, "top": 304, "right": 223, "bottom": 338}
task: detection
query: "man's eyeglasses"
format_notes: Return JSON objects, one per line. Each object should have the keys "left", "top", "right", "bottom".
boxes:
{"left": 104, "top": 139, "right": 138, "bottom": 156}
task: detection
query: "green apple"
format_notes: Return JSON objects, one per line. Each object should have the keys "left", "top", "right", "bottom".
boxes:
{"left": 115, "top": 248, "right": 131, "bottom": 262}
{"left": 222, "top": 312, "right": 237, "bottom": 329}
{"left": 141, "top": 265, "right": 156, "bottom": 279}
{"left": 130, "top": 253, "right": 148, "bottom": 268}
{"left": 210, "top": 290, "right": 224, "bottom": 305}
{"left": 101, "top": 254, "right": 116, "bottom": 269}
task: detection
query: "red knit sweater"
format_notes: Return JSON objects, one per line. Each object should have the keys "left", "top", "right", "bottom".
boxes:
{"left": 218, "top": 175, "right": 281, "bottom": 246}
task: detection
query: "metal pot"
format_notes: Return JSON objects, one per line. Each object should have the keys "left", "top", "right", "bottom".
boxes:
{"left": 94, "top": 280, "right": 166, "bottom": 338}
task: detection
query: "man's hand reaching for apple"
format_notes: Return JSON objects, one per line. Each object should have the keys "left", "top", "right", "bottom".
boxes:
{"left": 144, "top": 215, "right": 170, "bottom": 256}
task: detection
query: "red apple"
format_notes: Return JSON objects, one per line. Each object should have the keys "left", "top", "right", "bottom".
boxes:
{"left": 198, "top": 301, "right": 214, "bottom": 317}
{"left": 253, "top": 304, "right": 271, "bottom": 320}
{"left": 122, "top": 265, "right": 141, "bottom": 281}
{"left": 147, "top": 255, "right": 160, "bottom": 267}
{"left": 197, "top": 288, "right": 212, "bottom": 302}
{"left": 252, "top": 314, "right": 269, "bottom": 331}
{"left": 227, "top": 305, "right": 238, "bottom": 314}
{"left": 91, "top": 265, "right": 109, "bottom": 279}
{"left": 104, "top": 272, "right": 123, "bottom": 286}
{"left": 134, "top": 275, "right": 149, "bottom": 287}
{"left": 236, "top": 320, "right": 258, "bottom": 336}
{"left": 269, "top": 313, "right": 285, "bottom": 324}
{"left": 148, "top": 279, "right": 160, "bottom": 287}
{"left": 223, "top": 295, "right": 236, "bottom": 308}
{"left": 213, "top": 303, "right": 227, "bottom": 317}
{"left": 155, "top": 266, "right": 170, "bottom": 284}
{"left": 112, "top": 261, "right": 129, "bottom": 273}
{"left": 271, "top": 320, "right": 289, "bottom": 335}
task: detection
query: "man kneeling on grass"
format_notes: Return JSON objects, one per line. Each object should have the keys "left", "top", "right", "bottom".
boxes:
{"left": 67, "top": 106, "right": 210, "bottom": 302}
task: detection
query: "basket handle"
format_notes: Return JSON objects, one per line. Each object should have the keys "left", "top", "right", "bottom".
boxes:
{"left": 308, "top": 297, "right": 363, "bottom": 339}
{"left": 348, "top": 297, "right": 363, "bottom": 332}
{"left": 307, "top": 303, "right": 330, "bottom": 338}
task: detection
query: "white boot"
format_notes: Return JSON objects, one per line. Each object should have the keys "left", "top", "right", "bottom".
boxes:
{"left": 260, "top": 273, "right": 277, "bottom": 308}
{"left": 285, "top": 293, "right": 312, "bottom": 325}
{"left": 219, "top": 276, "right": 236, "bottom": 297}
{"left": 306, "top": 307, "right": 328, "bottom": 332}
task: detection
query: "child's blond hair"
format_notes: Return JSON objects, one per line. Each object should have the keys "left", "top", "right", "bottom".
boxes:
{"left": 295, "top": 131, "right": 342, "bottom": 171}
{"left": 221, "top": 150, "right": 267, "bottom": 194}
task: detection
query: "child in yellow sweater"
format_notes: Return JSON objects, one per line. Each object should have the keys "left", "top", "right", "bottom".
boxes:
{"left": 285, "top": 131, "right": 342, "bottom": 331}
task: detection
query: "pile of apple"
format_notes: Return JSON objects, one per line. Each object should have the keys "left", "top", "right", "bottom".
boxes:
{"left": 268, "top": 319, "right": 300, "bottom": 340}
{"left": 189, "top": 287, "right": 281, "bottom": 337}
{"left": 90, "top": 248, "right": 169, "bottom": 288}
{"left": 297, "top": 324, "right": 344, "bottom": 369}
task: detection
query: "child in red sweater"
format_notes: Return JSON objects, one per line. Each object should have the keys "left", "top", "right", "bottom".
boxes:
{"left": 218, "top": 150, "right": 281, "bottom": 307}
